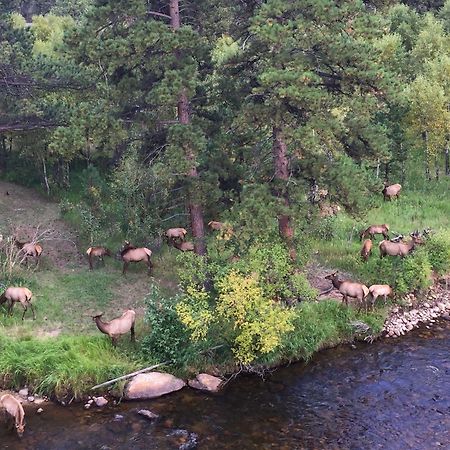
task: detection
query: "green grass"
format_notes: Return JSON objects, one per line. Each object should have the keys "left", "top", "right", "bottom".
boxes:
{"left": 0, "top": 333, "right": 141, "bottom": 399}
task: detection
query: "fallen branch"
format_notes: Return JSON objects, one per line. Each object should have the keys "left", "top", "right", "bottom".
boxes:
{"left": 91, "top": 361, "right": 171, "bottom": 391}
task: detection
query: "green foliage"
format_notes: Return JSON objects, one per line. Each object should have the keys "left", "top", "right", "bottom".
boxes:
{"left": 141, "top": 284, "right": 192, "bottom": 364}
{"left": 422, "top": 233, "right": 450, "bottom": 275}
{"left": 0, "top": 333, "right": 139, "bottom": 399}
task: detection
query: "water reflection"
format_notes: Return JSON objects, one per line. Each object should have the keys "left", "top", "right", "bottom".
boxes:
{"left": 1, "top": 321, "right": 449, "bottom": 449}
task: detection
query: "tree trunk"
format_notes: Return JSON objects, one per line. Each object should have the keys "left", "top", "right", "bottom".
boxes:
{"left": 423, "top": 131, "right": 431, "bottom": 181}
{"left": 273, "top": 127, "right": 295, "bottom": 259}
{"left": 0, "top": 135, "right": 7, "bottom": 173}
{"left": 170, "top": 0, "right": 206, "bottom": 256}
{"left": 445, "top": 143, "right": 450, "bottom": 176}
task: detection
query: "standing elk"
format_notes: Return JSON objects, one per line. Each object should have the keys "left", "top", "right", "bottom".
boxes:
{"left": 379, "top": 234, "right": 423, "bottom": 259}
{"left": 86, "top": 246, "right": 111, "bottom": 270}
{"left": 0, "top": 394, "right": 25, "bottom": 438}
{"left": 368, "top": 284, "right": 393, "bottom": 309}
{"left": 382, "top": 183, "right": 402, "bottom": 201}
{"left": 92, "top": 309, "right": 136, "bottom": 346}
{"left": 120, "top": 241, "right": 152, "bottom": 275}
{"left": 360, "top": 224, "right": 389, "bottom": 241}
{"left": 0, "top": 287, "right": 35, "bottom": 320}
{"left": 360, "top": 239, "right": 373, "bottom": 262}
{"left": 325, "top": 272, "right": 369, "bottom": 310}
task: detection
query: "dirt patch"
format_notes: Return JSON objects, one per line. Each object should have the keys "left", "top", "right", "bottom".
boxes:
{"left": 0, "top": 181, "right": 83, "bottom": 270}
{"left": 306, "top": 263, "right": 347, "bottom": 302}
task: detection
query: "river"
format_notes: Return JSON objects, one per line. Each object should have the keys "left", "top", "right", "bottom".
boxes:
{"left": 1, "top": 320, "right": 449, "bottom": 449}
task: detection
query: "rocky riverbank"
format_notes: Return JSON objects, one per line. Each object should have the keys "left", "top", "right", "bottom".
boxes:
{"left": 383, "top": 281, "right": 450, "bottom": 338}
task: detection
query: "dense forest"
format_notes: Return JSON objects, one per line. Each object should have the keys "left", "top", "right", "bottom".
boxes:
{"left": 0, "top": 0, "right": 449, "bottom": 396}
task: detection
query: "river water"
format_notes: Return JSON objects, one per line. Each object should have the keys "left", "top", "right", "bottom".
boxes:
{"left": 1, "top": 320, "right": 449, "bottom": 450}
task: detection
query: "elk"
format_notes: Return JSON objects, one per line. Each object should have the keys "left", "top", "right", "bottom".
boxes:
{"left": 379, "top": 234, "right": 423, "bottom": 259}
{"left": 0, "top": 394, "right": 25, "bottom": 438}
{"left": 165, "top": 228, "right": 187, "bottom": 241}
{"left": 92, "top": 309, "right": 136, "bottom": 346}
{"left": 325, "top": 272, "right": 369, "bottom": 310}
{"left": 208, "top": 221, "right": 223, "bottom": 230}
{"left": 360, "top": 239, "right": 373, "bottom": 262}
{"left": 14, "top": 239, "right": 43, "bottom": 266}
{"left": 360, "top": 224, "right": 389, "bottom": 241}
{"left": 368, "top": 284, "right": 393, "bottom": 309}
{"left": 382, "top": 183, "right": 402, "bottom": 201}
{"left": 172, "top": 240, "right": 195, "bottom": 252}
{"left": 86, "top": 246, "right": 111, "bottom": 270}
{"left": 0, "top": 287, "right": 35, "bottom": 320}
{"left": 120, "top": 241, "right": 152, "bottom": 275}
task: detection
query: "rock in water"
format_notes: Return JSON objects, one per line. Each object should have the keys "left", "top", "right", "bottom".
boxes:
{"left": 138, "top": 409, "right": 159, "bottom": 421}
{"left": 188, "top": 374, "right": 223, "bottom": 393}
{"left": 94, "top": 396, "right": 108, "bottom": 407}
{"left": 124, "top": 372, "right": 186, "bottom": 400}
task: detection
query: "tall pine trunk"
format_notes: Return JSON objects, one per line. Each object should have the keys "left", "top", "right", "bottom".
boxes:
{"left": 445, "top": 142, "right": 450, "bottom": 176}
{"left": 170, "top": 0, "right": 206, "bottom": 256}
{"left": 273, "top": 127, "right": 295, "bottom": 259}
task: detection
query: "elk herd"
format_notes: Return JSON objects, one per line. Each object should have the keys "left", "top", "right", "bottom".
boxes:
{"left": 0, "top": 182, "right": 431, "bottom": 438}
{"left": 326, "top": 183, "right": 431, "bottom": 312}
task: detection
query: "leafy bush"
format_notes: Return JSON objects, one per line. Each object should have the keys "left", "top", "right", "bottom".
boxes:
{"left": 141, "top": 284, "right": 193, "bottom": 363}
{"left": 425, "top": 234, "right": 450, "bottom": 275}
{"left": 290, "top": 272, "right": 318, "bottom": 302}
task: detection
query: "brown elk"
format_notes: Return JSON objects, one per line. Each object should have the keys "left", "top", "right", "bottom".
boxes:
{"left": 92, "top": 309, "right": 136, "bottom": 346}
{"left": 360, "top": 224, "right": 389, "bottom": 241}
{"left": 208, "top": 221, "right": 223, "bottom": 230}
{"left": 14, "top": 239, "right": 43, "bottom": 266}
{"left": 360, "top": 239, "right": 373, "bottom": 262}
{"left": 86, "top": 246, "right": 111, "bottom": 270}
{"left": 165, "top": 228, "right": 187, "bottom": 241}
{"left": 0, "top": 287, "right": 35, "bottom": 320}
{"left": 368, "top": 284, "right": 393, "bottom": 309}
{"left": 382, "top": 183, "right": 402, "bottom": 201}
{"left": 379, "top": 234, "right": 423, "bottom": 259}
{"left": 120, "top": 241, "right": 152, "bottom": 275}
{"left": 0, "top": 394, "right": 25, "bottom": 437}
{"left": 325, "top": 272, "right": 369, "bottom": 310}
{"left": 172, "top": 241, "right": 195, "bottom": 252}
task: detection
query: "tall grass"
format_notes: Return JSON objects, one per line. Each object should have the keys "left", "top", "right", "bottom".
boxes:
{"left": 0, "top": 333, "right": 140, "bottom": 399}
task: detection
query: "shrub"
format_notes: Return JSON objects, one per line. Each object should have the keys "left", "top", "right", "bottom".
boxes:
{"left": 141, "top": 284, "right": 192, "bottom": 364}
{"left": 425, "top": 234, "right": 450, "bottom": 275}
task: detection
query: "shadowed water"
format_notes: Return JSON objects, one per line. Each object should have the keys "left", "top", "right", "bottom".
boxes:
{"left": 1, "top": 320, "right": 449, "bottom": 449}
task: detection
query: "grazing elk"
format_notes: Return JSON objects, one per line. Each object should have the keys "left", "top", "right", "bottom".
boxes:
{"left": 0, "top": 287, "right": 35, "bottom": 320}
{"left": 360, "top": 224, "right": 389, "bottom": 241}
{"left": 172, "top": 240, "right": 195, "bottom": 252}
{"left": 208, "top": 221, "right": 223, "bottom": 230}
{"left": 92, "top": 309, "right": 136, "bottom": 346}
{"left": 0, "top": 394, "right": 25, "bottom": 438}
{"left": 368, "top": 284, "right": 393, "bottom": 309}
{"left": 379, "top": 234, "right": 423, "bottom": 259}
{"left": 120, "top": 241, "right": 152, "bottom": 275}
{"left": 382, "top": 183, "right": 402, "bottom": 201}
{"left": 165, "top": 228, "right": 187, "bottom": 242}
{"left": 86, "top": 246, "right": 111, "bottom": 270}
{"left": 325, "top": 272, "right": 369, "bottom": 310}
{"left": 360, "top": 239, "right": 373, "bottom": 262}
{"left": 14, "top": 239, "right": 43, "bottom": 266}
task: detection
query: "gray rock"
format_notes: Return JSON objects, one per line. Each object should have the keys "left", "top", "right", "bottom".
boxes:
{"left": 138, "top": 409, "right": 159, "bottom": 421}
{"left": 18, "top": 388, "right": 28, "bottom": 398}
{"left": 34, "top": 398, "right": 46, "bottom": 405}
{"left": 94, "top": 396, "right": 108, "bottom": 407}
{"left": 36, "top": 408, "right": 44, "bottom": 414}
{"left": 124, "top": 372, "right": 186, "bottom": 400}
{"left": 188, "top": 374, "right": 223, "bottom": 393}
{"left": 27, "top": 396, "right": 35, "bottom": 402}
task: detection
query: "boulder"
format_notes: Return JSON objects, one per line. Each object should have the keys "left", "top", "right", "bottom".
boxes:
{"left": 18, "top": 388, "right": 28, "bottom": 398}
{"left": 94, "top": 396, "right": 108, "bottom": 407}
{"left": 124, "top": 372, "right": 185, "bottom": 400}
{"left": 188, "top": 374, "right": 223, "bottom": 393}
